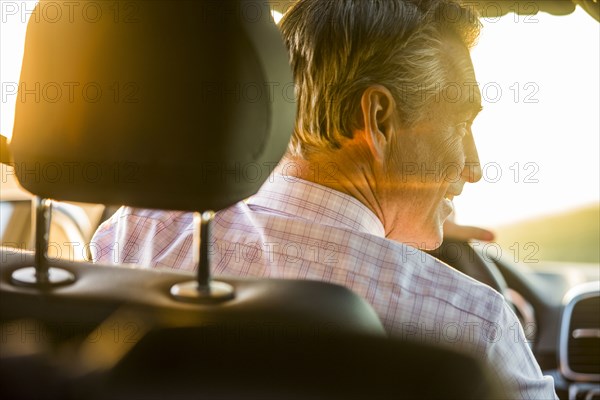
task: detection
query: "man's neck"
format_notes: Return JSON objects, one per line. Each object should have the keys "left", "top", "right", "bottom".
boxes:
{"left": 276, "top": 146, "right": 386, "bottom": 229}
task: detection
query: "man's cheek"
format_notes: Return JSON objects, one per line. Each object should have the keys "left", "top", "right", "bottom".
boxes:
{"left": 442, "top": 161, "right": 464, "bottom": 184}
{"left": 437, "top": 139, "right": 465, "bottom": 183}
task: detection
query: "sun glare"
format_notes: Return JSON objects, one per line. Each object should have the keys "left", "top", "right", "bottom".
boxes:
{"left": 1, "top": 0, "right": 36, "bottom": 141}
{"left": 271, "top": 9, "right": 283, "bottom": 24}
{"left": 455, "top": 7, "right": 600, "bottom": 229}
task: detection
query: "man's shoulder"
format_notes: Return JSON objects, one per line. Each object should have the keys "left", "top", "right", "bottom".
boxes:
{"left": 376, "top": 236, "right": 506, "bottom": 324}
{"left": 107, "top": 204, "right": 504, "bottom": 322}
{"left": 98, "top": 206, "right": 194, "bottom": 237}
{"left": 215, "top": 203, "right": 504, "bottom": 322}
{"left": 113, "top": 207, "right": 192, "bottom": 224}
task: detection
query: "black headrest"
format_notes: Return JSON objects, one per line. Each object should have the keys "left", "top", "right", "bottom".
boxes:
{"left": 10, "top": 0, "right": 295, "bottom": 212}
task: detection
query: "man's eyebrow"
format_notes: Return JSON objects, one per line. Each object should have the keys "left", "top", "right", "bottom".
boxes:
{"left": 457, "top": 102, "right": 482, "bottom": 120}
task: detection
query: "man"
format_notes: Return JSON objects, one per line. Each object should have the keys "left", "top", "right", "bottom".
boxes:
{"left": 92, "top": 0, "right": 557, "bottom": 398}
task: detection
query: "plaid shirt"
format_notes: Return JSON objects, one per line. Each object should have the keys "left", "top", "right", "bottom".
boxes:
{"left": 92, "top": 174, "right": 557, "bottom": 399}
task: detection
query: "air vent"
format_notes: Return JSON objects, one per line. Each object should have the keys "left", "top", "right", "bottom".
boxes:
{"left": 568, "top": 297, "right": 600, "bottom": 374}
{"left": 560, "top": 281, "right": 600, "bottom": 382}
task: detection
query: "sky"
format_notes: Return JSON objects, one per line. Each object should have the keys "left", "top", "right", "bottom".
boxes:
{"left": 457, "top": 7, "right": 600, "bottom": 228}
{"left": 1, "top": 2, "right": 599, "bottom": 229}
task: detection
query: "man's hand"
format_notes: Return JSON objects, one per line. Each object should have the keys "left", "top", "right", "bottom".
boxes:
{"left": 443, "top": 219, "right": 495, "bottom": 242}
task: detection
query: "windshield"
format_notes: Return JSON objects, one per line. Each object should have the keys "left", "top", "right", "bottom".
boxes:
{"left": 455, "top": 7, "right": 599, "bottom": 264}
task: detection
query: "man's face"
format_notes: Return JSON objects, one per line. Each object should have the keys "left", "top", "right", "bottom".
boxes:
{"left": 381, "top": 43, "right": 482, "bottom": 249}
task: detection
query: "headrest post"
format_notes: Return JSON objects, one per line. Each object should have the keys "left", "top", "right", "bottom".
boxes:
{"left": 11, "top": 197, "right": 75, "bottom": 287}
{"left": 170, "top": 211, "right": 234, "bottom": 303}
{"left": 196, "top": 211, "right": 215, "bottom": 293}
{"left": 33, "top": 197, "right": 52, "bottom": 283}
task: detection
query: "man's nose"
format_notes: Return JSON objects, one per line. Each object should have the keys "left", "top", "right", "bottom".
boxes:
{"left": 462, "top": 134, "right": 482, "bottom": 183}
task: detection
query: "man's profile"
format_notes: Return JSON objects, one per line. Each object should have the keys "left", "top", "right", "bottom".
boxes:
{"left": 92, "top": 0, "right": 557, "bottom": 398}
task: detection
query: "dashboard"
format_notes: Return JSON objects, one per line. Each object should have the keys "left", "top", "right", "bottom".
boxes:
{"left": 493, "top": 258, "right": 600, "bottom": 400}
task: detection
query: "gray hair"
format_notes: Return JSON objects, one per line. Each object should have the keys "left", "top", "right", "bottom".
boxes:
{"left": 279, "top": 0, "right": 481, "bottom": 157}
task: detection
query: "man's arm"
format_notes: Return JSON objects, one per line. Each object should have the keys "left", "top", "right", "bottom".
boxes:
{"left": 488, "top": 301, "right": 558, "bottom": 399}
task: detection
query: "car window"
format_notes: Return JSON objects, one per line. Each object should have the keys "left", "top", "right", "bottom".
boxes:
{"left": 454, "top": 7, "right": 599, "bottom": 264}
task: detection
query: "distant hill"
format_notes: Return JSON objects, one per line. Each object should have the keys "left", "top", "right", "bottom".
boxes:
{"left": 494, "top": 204, "right": 599, "bottom": 264}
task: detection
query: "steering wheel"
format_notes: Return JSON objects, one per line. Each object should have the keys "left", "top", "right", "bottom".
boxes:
{"left": 427, "top": 238, "right": 509, "bottom": 295}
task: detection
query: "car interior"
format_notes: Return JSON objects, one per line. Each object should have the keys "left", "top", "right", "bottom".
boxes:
{"left": 0, "top": 0, "right": 599, "bottom": 399}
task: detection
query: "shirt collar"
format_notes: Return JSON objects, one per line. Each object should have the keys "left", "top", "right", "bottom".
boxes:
{"left": 246, "top": 174, "right": 386, "bottom": 238}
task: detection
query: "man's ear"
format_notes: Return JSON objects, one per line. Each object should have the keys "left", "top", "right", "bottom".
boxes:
{"left": 359, "top": 85, "right": 397, "bottom": 163}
